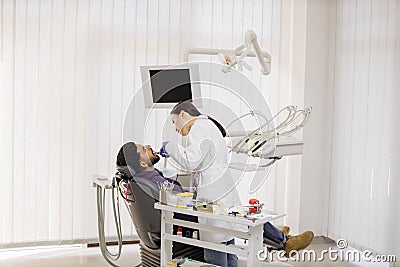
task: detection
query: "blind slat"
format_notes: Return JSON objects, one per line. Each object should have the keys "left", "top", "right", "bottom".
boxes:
{"left": 328, "top": 0, "right": 400, "bottom": 260}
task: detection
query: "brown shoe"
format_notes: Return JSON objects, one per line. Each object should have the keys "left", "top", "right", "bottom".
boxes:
{"left": 284, "top": 231, "right": 314, "bottom": 257}
{"left": 280, "top": 226, "right": 290, "bottom": 236}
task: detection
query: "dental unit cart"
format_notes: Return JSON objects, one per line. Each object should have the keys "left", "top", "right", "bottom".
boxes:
{"left": 155, "top": 203, "right": 291, "bottom": 267}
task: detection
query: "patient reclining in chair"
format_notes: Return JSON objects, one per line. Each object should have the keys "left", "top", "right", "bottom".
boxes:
{"left": 116, "top": 142, "right": 183, "bottom": 193}
{"left": 117, "top": 142, "right": 314, "bottom": 257}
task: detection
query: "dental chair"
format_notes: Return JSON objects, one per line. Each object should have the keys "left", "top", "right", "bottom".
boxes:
{"left": 115, "top": 166, "right": 204, "bottom": 267}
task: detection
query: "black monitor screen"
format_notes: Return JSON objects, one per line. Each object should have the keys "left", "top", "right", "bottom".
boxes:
{"left": 149, "top": 69, "right": 192, "bottom": 103}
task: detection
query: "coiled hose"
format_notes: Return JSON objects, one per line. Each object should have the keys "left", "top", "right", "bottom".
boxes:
{"left": 96, "top": 184, "right": 122, "bottom": 266}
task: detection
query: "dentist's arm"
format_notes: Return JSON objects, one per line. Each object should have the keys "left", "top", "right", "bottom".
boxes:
{"left": 164, "top": 130, "right": 216, "bottom": 172}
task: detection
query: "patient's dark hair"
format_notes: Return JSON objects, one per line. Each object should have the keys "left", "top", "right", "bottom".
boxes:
{"left": 116, "top": 142, "right": 142, "bottom": 174}
{"left": 170, "top": 101, "right": 227, "bottom": 137}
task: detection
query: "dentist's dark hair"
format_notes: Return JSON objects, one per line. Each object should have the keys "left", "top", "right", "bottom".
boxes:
{"left": 170, "top": 101, "right": 227, "bottom": 137}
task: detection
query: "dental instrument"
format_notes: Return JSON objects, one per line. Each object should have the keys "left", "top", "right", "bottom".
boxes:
{"left": 227, "top": 105, "right": 311, "bottom": 159}
{"left": 225, "top": 105, "right": 311, "bottom": 178}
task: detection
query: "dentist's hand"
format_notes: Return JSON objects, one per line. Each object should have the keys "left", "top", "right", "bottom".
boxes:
{"left": 159, "top": 141, "right": 170, "bottom": 158}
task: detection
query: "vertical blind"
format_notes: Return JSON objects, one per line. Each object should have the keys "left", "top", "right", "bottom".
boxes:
{"left": 0, "top": 0, "right": 292, "bottom": 247}
{"left": 327, "top": 0, "right": 400, "bottom": 261}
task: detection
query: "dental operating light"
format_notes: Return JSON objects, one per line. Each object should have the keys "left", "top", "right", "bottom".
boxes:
{"left": 218, "top": 30, "right": 271, "bottom": 75}
{"left": 184, "top": 30, "right": 271, "bottom": 75}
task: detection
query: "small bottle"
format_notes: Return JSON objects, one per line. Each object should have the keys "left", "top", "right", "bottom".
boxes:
{"left": 185, "top": 230, "right": 191, "bottom": 238}
{"left": 177, "top": 226, "right": 183, "bottom": 237}
{"left": 192, "top": 230, "right": 198, "bottom": 240}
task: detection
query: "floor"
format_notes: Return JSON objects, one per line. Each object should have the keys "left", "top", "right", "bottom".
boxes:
{"left": 0, "top": 237, "right": 390, "bottom": 267}
{"left": 0, "top": 244, "right": 142, "bottom": 267}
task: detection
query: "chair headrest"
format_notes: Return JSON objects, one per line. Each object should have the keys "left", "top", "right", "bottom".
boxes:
{"left": 116, "top": 165, "right": 136, "bottom": 180}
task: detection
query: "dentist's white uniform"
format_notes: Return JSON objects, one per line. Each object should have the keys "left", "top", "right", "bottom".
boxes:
{"left": 165, "top": 115, "right": 245, "bottom": 243}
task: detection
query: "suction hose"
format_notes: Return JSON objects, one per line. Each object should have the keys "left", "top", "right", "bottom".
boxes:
{"left": 96, "top": 183, "right": 123, "bottom": 267}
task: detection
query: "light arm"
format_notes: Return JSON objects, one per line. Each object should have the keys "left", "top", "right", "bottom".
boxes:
{"left": 244, "top": 30, "right": 271, "bottom": 75}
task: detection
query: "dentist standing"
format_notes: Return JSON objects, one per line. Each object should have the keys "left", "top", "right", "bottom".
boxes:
{"left": 159, "top": 100, "right": 243, "bottom": 267}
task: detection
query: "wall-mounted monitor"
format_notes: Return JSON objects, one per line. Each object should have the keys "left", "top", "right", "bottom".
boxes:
{"left": 140, "top": 64, "right": 202, "bottom": 108}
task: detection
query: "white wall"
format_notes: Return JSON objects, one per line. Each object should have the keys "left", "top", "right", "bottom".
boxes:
{"left": 279, "top": 0, "right": 307, "bottom": 235}
{"left": 299, "top": 0, "right": 332, "bottom": 236}
{"left": 0, "top": 0, "right": 299, "bottom": 247}
{"left": 274, "top": 0, "right": 332, "bottom": 237}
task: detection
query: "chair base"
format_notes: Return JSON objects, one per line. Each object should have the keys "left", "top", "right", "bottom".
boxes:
{"left": 139, "top": 240, "right": 205, "bottom": 266}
